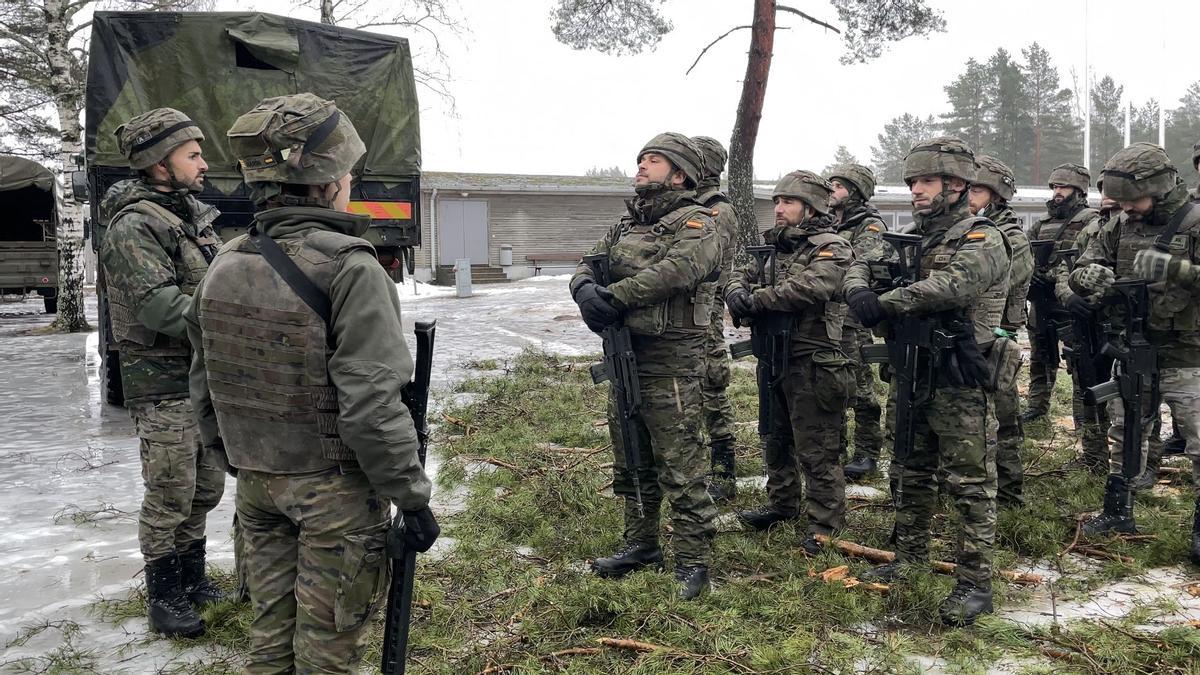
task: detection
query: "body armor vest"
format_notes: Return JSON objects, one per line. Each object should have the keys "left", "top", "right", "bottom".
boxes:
{"left": 1113, "top": 208, "right": 1200, "bottom": 334}
{"left": 108, "top": 200, "right": 219, "bottom": 355}
{"left": 611, "top": 203, "right": 718, "bottom": 336}
{"left": 196, "top": 225, "right": 374, "bottom": 473}
{"left": 1034, "top": 206, "right": 1098, "bottom": 253}
{"left": 768, "top": 231, "right": 849, "bottom": 349}
{"left": 920, "top": 217, "right": 1010, "bottom": 347}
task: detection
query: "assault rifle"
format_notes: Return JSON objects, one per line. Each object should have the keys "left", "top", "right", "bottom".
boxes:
{"left": 1027, "top": 240, "right": 1077, "bottom": 368}
{"left": 583, "top": 254, "right": 646, "bottom": 518}
{"left": 1085, "top": 280, "right": 1159, "bottom": 483}
{"left": 382, "top": 320, "right": 437, "bottom": 675}
{"left": 729, "top": 245, "right": 791, "bottom": 435}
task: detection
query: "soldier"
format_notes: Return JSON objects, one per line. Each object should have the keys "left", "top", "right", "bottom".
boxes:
{"left": 727, "top": 171, "right": 854, "bottom": 554}
{"left": 691, "top": 135, "right": 740, "bottom": 502}
{"left": 968, "top": 155, "right": 1032, "bottom": 508}
{"left": 844, "top": 137, "right": 1011, "bottom": 625}
{"left": 571, "top": 133, "right": 720, "bottom": 600}
{"left": 186, "top": 94, "right": 439, "bottom": 671}
{"left": 98, "top": 108, "right": 225, "bottom": 638}
{"left": 823, "top": 164, "right": 887, "bottom": 481}
{"left": 1066, "top": 143, "right": 1199, "bottom": 567}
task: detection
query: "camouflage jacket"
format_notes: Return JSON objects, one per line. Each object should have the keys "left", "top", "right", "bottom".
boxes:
{"left": 834, "top": 201, "right": 888, "bottom": 330}
{"left": 981, "top": 203, "right": 1033, "bottom": 330}
{"left": 1069, "top": 182, "right": 1200, "bottom": 368}
{"left": 98, "top": 180, "right": 219, "bottom": 404}
{"left": 186, "top": 206, "right": 431, "bottom": 510}
{"left": 696, "top": 184, "right": 741, "bottom": 346}
{"left": 572, "top": 187, "right": 719, "bottom": 377}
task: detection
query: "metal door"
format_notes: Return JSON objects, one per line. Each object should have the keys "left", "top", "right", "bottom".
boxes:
{"left": 438, "top": 198, "right": 489, "bottom": 266}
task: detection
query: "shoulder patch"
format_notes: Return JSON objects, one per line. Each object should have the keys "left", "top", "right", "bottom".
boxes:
{"left": 685, "top": 219, "right": 705, "bottom": 229}
{"left": 817, "top": 250, "right": 835, "bottom": 258}
{"left": 710, "top": 208, "right": 720, "bottom": 217}
{"left": 966, "top": 231, "right": 988, "bottom": 241}
{"left": 866, "top": 224, "right": 882, "bottom": 233}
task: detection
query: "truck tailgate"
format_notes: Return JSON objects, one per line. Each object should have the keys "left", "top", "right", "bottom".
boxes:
{"left": 0, "top": 242, "right": 58, "bottom": 287}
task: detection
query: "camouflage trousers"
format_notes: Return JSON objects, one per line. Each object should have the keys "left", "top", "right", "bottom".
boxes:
{"left": 1071, "top": 371, "right": 1111, "bottom": 471}
{"left": 236, "top": 466, "right": 390, "bottom": 674}
{"left": 838, "top": 327, "right": 883, "bottom": 460}
{"left": 128, "top": 398, "right": 225, "bottom": 561}
{"left": 1105, "top": 367, "right": 1200, "bottom": 485}
{"left": 762, "top": 354, "right": 853, "bottom": 535}
{"left": 891, "top": 384, "right": 998, "bottom": 588}
{"left": 611, "top": 375, "right": 716, "bottom": 567}
{"left": 992, "top": 339, "right": 1024, "bottom": 506}
{"left": 1025, "top": 328, "right": 1059, "bottom": 415}
{"left": 701, "top": 309, "right": 735, "bottom": 445}
{"left": 1026, "top": 330, "right": 1109, "bottom": 466}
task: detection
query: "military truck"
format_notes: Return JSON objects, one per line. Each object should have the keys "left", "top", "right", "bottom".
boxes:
{"left": 0, "top": 156, "right": 59, "bottom": 314}
{"left": 82, "top": 11, "right": 423, "bottom": 405}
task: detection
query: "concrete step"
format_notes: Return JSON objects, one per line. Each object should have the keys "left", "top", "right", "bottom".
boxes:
{"left": 433, "top": 265, "right": 510, "bottom": 286}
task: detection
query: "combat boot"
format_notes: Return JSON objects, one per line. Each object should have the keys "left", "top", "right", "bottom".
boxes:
{"left": 736, "top": 506, "right": 796, "bottom": 532}
{"left": 1162, "top": 429, "right": 1186, "bottom": 457}
{"left": 1129, "top": 453, "right": 1161, "bottom": 492}
{"left": 675, "top": 565, "right": 709, "bottom": 600}
{"left": 843, "top": 454, "right": 877, "bottom": 482}
{"left": 706, "top": 439, "right": 737, "bottom": 502}
{"left": 1190, "top": 498, "right": 1200, "bottom": 566}
{"left": 178, "top": 538, "right": 227, "bottom": 607}
{"left": 1019, "top": 408, "right": 1047, "bottom": 424}
{"left": 591, "top": 542, "right": 663, "bottom": 578}
{"left": 938, "top": 580, "right": 993, "bottom": 626}
{"left": 145, "top": 554, "right": 205, "bottom": 638}
{"left": 1082, "top": 476, "right": 1137, "bottom": 536}
{"left": 800, "top": 535, "right": 823, "bottom": 556}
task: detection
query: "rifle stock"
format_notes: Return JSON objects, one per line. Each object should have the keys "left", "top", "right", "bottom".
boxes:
{"left": 731, "top": 245, "right": 790, "bottom": 435}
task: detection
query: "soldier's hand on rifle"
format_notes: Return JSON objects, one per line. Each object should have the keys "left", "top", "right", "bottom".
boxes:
{"left": 388, "top": 506, "right": 441, "bottom": 556}
{"left": 574, "top": 281, "right": 621, "bottom": 332}
{"left": 1075, "top": 263, "right": 1116, "bottom": 296}
{"left": 1064, "top": 293, "right": 1095, "bottom": 319}
{"left": 725, "top": 287, "right": 757, "bottom": 319}
{"left": 846, "top": 288, "right": 886, "bottom": 328}
{"left": 1133, "top": 248, "right": 1189, "bottom": 283}
{"left": 1029, "top": 270, "right": 1056, "bottom": 294}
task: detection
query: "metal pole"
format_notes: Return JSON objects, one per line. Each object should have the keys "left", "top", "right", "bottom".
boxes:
{"left": 1082, "top": 0, "right": 1090, "bottom": 168}
{"left": 1124, "top": 98, "right": 1131, "bottom": 147}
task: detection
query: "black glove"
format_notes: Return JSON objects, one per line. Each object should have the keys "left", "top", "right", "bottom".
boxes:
{"left": 1029, "top": 271, "right": 1055, "bottom": 294}
{"left": 1064, "top": 293, "right": 1094, "bottom": 319}
{"left": 953, "top": 338, "right": 994, "bottom": 390}
{"left": 575, "top": 282, "right": 621, "bottom": 333}
{"left": 388, "top": 507, "right": 441, "bottom": 556}
{"left": 847, "top": 288, "right": 886, "bottom": 328}
{"left": 725, "top": 287, "right": 756, "bottom": 319}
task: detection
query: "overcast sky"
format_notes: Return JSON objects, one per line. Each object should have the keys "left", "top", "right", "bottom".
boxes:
{"left": 231, "top": 0, "right": 1195, "bottom": 178}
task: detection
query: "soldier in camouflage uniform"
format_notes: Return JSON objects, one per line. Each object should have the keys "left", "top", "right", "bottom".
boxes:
{"left": 98, "top": 108, "right": 226, "bottom": 638}
{"left": 186, "top": 94, "right": 439, "bottom": 672}
{"left": 691, "top": 135, "right": 740, "bottom": 502}
{"left": 1066, "top": 144, "right": 1200, "bottom": 565}
{"left": 727, "top": 171, "right": 855, "bottom": 554}
{"left": 572, "top": 133, "right": 720, "bottom": 600}
{"left": 844, "top": 137, "right": 1011, "bottom": 625}
{"left": 968, "top": 156, "right": 1032, "bottom": 507}
{"left": 823, "top": 164, "right": 887, "bottom": 482}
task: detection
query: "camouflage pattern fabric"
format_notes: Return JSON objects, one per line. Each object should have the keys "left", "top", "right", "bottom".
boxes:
{"left": 1104, "top": 368, "right": 1200, "bottom": 485}
{"left": 839, "top": 327, "right": 884, "bottom": 460}
{"left": 115, "top": 107, "right": 204, "bottom": 170}
{"left": 235, "top": 467, "right": 389, "bottom": 674}
{"left": 128, "top": 398, "right": 226, "bottom": 561}
{"left": 695, "top": 188, "right": 739, "bottom": 445}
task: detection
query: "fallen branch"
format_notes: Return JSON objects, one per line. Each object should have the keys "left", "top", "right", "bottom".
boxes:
{"left": 459, "top": 455, "right": 535, "bottom": 475}
{"left": 1073, "top": 545, "right": 1134, "bottom": 565}
{"left": 477, "top": 647, "right": 603, "bottom": 674}
{"left": 598, "top": 637, "right": 661, "bottom": 652}
{"left": 813, "top": 535, "right": 1044, "bottom": 585}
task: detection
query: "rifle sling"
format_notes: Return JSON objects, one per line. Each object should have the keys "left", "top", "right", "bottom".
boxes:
{"left": 1153, "top": 199, "right": 1196, "bottom": 252}
{"left": 248, "top": 225, "right": 335, "bottom": 339}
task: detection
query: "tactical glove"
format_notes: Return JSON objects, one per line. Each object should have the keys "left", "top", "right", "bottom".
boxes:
{"left": 388, "top": 506, "right": 441, "bottom": 556}
{"left": 952, "top": 338, "right": 994, "bottom": 390}
{"left": 846, "top": 288, "right": 886, "bottom": 328}
{"left": 1028, "top": 271, "right": 1056, "bottom": 294}
{"left": 1075, "top": 263, "right": 1116, "bottom": 296}
{"left": 1064, "top": 293, "right": 1095, "bottom": 319}
{"left": 1133, "top": 248, "right": 1190, "bottom": 283}
{"left": 575, "top": 282, "right": 621, "bottom": 333}
{"left": 725, "top": 287, "right": 757, "bottom": 319}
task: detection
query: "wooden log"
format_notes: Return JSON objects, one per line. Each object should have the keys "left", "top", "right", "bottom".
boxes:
{"left": 812, "top": 535, "right": 1044, "bottom": 585}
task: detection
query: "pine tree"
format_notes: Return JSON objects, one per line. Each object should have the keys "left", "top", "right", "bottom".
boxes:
{"left": 822, "top": 144, "right": 860, "bottom": 173}
{"left": 1089, "top": 75, "right": 1126, "bottom": 169}
{"left": 983, "top": 48, "right": 1031, "bottom": 178}
{"left": 940, "top": 58, "right": 989, "bottom": 152}
{"left": 1166, "top": 81, "right": 1200, "bottom": 186}
{"left": 1130, "top": 99, "right": 1159, "bottom": 144}
{"left": 1021, "top": 42, "right": 1079, "bottom": 184}
{"left": 870, "top": 113, "right": 936, "bottom": 184}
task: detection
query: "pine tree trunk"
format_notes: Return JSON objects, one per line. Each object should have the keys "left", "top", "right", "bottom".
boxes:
{"left": 726, "top": 0, "right": 775, "bottom": 261}
{"left": 44, "top": 0, "right": 89, "bottom": 332}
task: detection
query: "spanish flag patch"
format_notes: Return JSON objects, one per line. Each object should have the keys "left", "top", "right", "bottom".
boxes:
{"left": 685, "top": 219, "right": 705, "bottom": 229}
{"left": 867, "top": 224, "right": 882, "bottom": 233}
{"left": 966, "top": 231, "right": 987, "bottom": 240}
{"left": 818, "top": 250, "right": 835, "bottom": 258}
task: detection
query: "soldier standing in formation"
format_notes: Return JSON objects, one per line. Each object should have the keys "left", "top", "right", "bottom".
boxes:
{"left": 187, "top": 94, "right": 439, "bottom": 671}
{"left": 573, "top": 133, "right": 720, "bottom": 600}
{"left": 98, "top": 108, "right": 226, "bottom": 637}
{"left": 727, "top": 171, "right": 855, "bottom": 555}
{"left": 844, "top": 137, "right": 1011, "bottom": 625}
{"left": 691, "top": 135, "right": 741, "bottom": 502}
{"left": 823, "top": 164, "right": 888, "bottom": 482}
{"left": 1067, "top": 143, "right": 1199, "bottom": 566}
{"left": 968, "top": 155, "right": 1032, "bottom": 508}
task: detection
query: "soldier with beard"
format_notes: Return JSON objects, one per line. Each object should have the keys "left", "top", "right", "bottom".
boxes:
{"left": 844, "top": 137, "right": 1011, "bottom": 625}
{"left": 573, "top": 133, "right": 720, "bottom": 599}
{"left": 968, "top": 156, "right": 1032, "bottom": 508}
{"left": 823, "top": 164, "right": 888, "bottom": 481}
{"left": 1068, "top": 143, "right": 1199, "bottom": 567}
{"left": 727, "top": 170, "right": 854, "bottom": 555}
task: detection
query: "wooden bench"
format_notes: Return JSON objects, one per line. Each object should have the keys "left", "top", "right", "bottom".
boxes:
{"left": 525, "top": 252, "right": 584, "bottom": 276}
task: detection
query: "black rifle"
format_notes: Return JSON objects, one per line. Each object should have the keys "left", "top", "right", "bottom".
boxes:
{"left": 1027, "top": 240, "right": 1078, "bottom": 369}
{"left": 381, "top": 320, "right": 437, "bottom": 675}
{"left": 728, "top": 245, "right": 791, "bottom": 435}
{"left": 1085, "top": 281, "right": 1158, "bottom": 483}
{"left": 583, "top": 254, "right": 646, "bottom": 518}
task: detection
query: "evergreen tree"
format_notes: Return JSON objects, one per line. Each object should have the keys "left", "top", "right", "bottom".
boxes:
{"left": 1166, "top": 81, "right": 1200, "bottom": 186}
{"left": 1021, "top": 42, "right": 1079, "bottom": 184}
{"left": 983, "top": 48, "right": 1031, "bottom": 177}
{"left": 870, "top": 113, "right": 936, "bottom": 184}
{"left": 1089, "top": 75, "right": 1125, "bottom": 169}
{"left": 940, "top": 58, "right": 989, "bottom": 152}
{"left": 822, "top": 144, "right": 860, "bottom": 173}
{"left": 1130, "top": 99, "right": 1159, "bottom": 144}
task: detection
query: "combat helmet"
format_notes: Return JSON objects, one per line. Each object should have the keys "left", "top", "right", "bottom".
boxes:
{"left": 690, "top": 135, "right": 727, "bottom": 182}
{"left": 1047, "top": 163, "right": 1090, "bottom": 194}
{"left": 773, "top": 170, "right": 834, "bottom": 216}
{"left": 902, "top": 136, "right": 977, "bottom": 185}
{"left": 115, "top": 108, "right": 204, "bottom": 171}
{"left": 228, "top": 92, "right": 366, "bottom": 204}
{"left": 638, "top": 132, "right": 705, "bottom": 187}
{"left": 823, "top": 163, "right": 877, "bottom": 200}
{"left": 1100, "top": 143, "right": 1178, "bottom": 201}
{"left": 974, "top": 155, "right": 1016, "bottom": 201}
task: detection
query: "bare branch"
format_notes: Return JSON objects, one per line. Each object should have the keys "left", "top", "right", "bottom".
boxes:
{"left": 685, "top": 25, "right": 749, "bottom": 76}
{"left": 776, "top": 5, "right": 840, "bottom": 34}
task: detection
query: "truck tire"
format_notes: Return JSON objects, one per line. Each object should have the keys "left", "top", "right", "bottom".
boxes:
{"left": 43, "top": 296, "right": 57, "bottom": 314}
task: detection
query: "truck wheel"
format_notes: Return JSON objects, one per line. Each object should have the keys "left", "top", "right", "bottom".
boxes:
{"left": 100, "top": 349, "right": 124, "bottom": 406}
{"left": 43, "top": 296, "right": 57, "bottom": 314}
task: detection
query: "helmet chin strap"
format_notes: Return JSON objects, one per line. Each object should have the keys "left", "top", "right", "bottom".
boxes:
{"left": 146, "top": 160, "right": 200, "bottom": 194}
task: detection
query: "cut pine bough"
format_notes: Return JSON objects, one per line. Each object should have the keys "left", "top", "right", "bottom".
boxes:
{"left": 813, "top": 534, "right": 1045, "bottom": 585}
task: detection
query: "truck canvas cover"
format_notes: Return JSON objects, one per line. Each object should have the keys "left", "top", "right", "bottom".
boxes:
{"left": 0, "top": 155, "right": 55, "bottom": 193}
{"left": 85, "top": 11, "right": 421, "bottom": 182}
